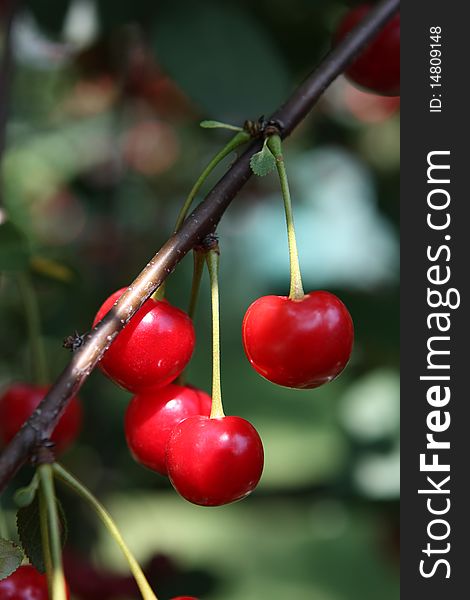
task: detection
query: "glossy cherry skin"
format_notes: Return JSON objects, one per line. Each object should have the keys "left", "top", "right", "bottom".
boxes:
{"left": 242, "top": 291, "right": 354, "bottom": 389}
{"left": 93, "top": 288, "right": 195, "bottom": 392}
{"left": 0, "top": 565, "right": 70, "bottom": 599}
{"left": 166, "top": 415, "right": 264, "bottom": 506}
{"left": 334, "top": 5, "right": 400, "bottom": 96}
{"left": 125, "top": 383, "right": 212, "bottom": 475}
{"left": 0, "top": 383, "right": 82, "bottom": 453}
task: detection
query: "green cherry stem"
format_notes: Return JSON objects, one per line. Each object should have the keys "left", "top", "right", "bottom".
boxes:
{"left": 187, "top": 249, "right": 206, "bottom": 321}
{"left": 174, "top": 250, "right": 205, "bottom": 386}
{"left": 267, "top": 135, "right": 305, "bottom": 301}
{"left": 16, "top": 272, "right": 49, "bottom": 385}
{"left": 153, "top": 131, "right": 249, "bottom": 303}
{"left": 206, "top": 247, "right": 224, "bottom": 419}
{"left": 37, "top": 464, "right": 67, "bottom": 600}
{"left": 38, "top": 486, "right": 54, "bottom": 593}
{"left": 52, "top": 463, "right": 158, "bottom": 600}
{"left": 173, "top": 131, "right": 250, "bottom": 233}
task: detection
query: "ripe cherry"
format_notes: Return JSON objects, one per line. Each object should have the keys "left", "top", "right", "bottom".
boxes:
{"left": 125, "top": 383, "right": 212, "bottom": 475}
{"left": 334, "top": 4, "right": 400, "bottom": 96}
{"left": 0, "top": 383, "right": 82, "bottom": 453}
{"left": 242, "top": 291, "right": 354, "bottom": 389}
{"left": 166, "top": 415, "right": 264, "bottom": 506}
{"left": 93, "top": 288, "right": 195, "bottom": 392}
{"left": 0, "top": 565, "right": 70, "bottom": 599}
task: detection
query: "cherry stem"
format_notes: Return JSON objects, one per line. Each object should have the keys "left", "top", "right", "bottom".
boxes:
{"left": 156, "top": 131, "right": 250, "bottom": 304}
{"left": 173, "top": 131, "right": 250, "bottom": 233}
{"left": 174, "top": 250, "right": 206, "bottom": 386}
{"left": 37, "top": 464, "right": 67, "bottom": 600}
{"left": 16, "top": 273, "right": 49, "bottom": 385}
{"left": 52, "top": 463, "right": 159, "bottom": 600}
{"left": 206, "top": 248, "right": 225, "bottom": 419}
{"left": 38, "top": 486, "right": 54, "bottom": 592}
{"left": 267, "top": 135, "right": 304, "bottom": 301}
{"left": 187, "top": 250, "right": 206, "bottom": 321}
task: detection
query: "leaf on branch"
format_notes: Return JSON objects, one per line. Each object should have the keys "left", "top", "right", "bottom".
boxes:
{"left": 17, "top": 495, "right": 68, "bottom": 573}
{"left": 0, "top": 538, "right": 24, "bottom": 581}
{"left": 200, "top": 120, "right": 243, "bottom": 132}
{"left": 250, "top": 141, "right": 276, "bottom": 176}
{"left": 17, "top": 496, "right": 45, "bottom": 573}
{"left": 0, "top": 221, "right": 31, "bottom": 271}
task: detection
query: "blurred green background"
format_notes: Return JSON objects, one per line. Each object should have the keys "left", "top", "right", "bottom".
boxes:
{"left": 0, "top": 0, "right": 399, "bottom": 598}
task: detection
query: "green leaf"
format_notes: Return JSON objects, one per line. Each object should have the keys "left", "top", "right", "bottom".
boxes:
{"left": 17, "top": 494, "right": 67, "bottom": 573}
{"left": 250, "top": 142, "right": 276, "bottom": 176}
{"left": 14, "top": 475, "right": 39, "bottom": 509}
{"left": 200, "top": 120, "right": 243, "bottom": 132}
{"left": 152, "top": 2, "right": 289, "bottom": 120}
{"left": 0, "top": 539, "right": 24, "bottom": 581}
{"left": 17, "top": 495, "right": 45, "bottom": 573}
{"left": 0, "top": 222, "right": 30, "bottom": 271}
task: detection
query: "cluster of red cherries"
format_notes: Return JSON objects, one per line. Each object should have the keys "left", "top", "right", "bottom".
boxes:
{"left": 93, "top": 287, "right": 265, "bottom": 508}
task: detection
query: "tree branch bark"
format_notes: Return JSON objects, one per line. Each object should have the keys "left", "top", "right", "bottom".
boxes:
{"left": 0, "top": 0, "right": 400, "bottom": 492}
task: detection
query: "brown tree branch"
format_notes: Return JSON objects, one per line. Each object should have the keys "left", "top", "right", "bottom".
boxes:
{"left": 0, "top": 0, "right": 400, "bottom": 492}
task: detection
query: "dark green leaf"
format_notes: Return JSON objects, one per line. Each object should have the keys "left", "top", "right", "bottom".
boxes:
{"left": 0, "top": 539, "right": 24, "bottom": 581}
{"left": 0, "top": 222, "right": 30, "bottom": 271}
{"left": 17, "top": 495, "right": 45, "bottom": 573}
{"left": 17, "top": 494, "right": 67, "bottom": 573}
{"left": 250, "top": 142, "right": 276, "bottom": 176}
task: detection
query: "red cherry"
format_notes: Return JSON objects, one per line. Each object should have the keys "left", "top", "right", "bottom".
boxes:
{"left": 334, "top": 4, "right": 400, "bottom": 96}
{"left": 125, "top": 383, "right": 212, "bottom": 475}
{"left": 0, "top": 565, "right": 70, "bottom": 599}
{"left": 93, "top": 288, "right": 195, "bottom": 392}
{"left": 166, "top": 415, "right": 264, "bottom": 506}
{"left": 0, "top": 383, "right": 82, "bottom": 453}
{"left": 242, "top": 291, "right": 354, "bottom": 389}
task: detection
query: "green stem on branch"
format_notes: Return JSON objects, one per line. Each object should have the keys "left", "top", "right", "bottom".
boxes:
{"left": 206, "top": 248, "right": 224, "bottom": 419}
{"left": 174, "top": 131, "right": 250, "bottom": 232}
{"left": 38, "top": 486, "right": 54, "bottom": 592}
{"left": 37, "top": 464, "right": 67, "bottom": 600}
{"left": 174, "top": 250, "right": 206, "bottom": 386}
{"left": 52, "top": 463, "right": 158, "bottom": 600}
{"left": 267, "top": 134, "right": 304, "bottom": 300}
{"left": 187, "top": 250, "right": 205, "bottom": 321}
{"left": 16, "top": 273, "right": 49, "bottom": 385}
